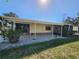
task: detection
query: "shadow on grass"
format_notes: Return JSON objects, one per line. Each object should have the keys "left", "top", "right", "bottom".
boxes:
{"left": 0, "top": 38, "right": 79, "bottom": 59}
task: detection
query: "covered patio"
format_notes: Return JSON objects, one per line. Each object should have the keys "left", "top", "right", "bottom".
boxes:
{"left": 19, "top": 33, "right": 62, "bottom": 41}
{"left": 0, "top": 33, "right": 63, "bottom": 51}
{"left": 0, "top": 16, "right": 72, "bottom": 51}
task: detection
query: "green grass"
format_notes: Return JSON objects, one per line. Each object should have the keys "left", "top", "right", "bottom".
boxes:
{"left": 0, "top": 38, "right": 79, "bottom": 59}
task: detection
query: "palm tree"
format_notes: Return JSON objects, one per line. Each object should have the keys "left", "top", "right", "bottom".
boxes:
{"left": 64, "top": 17, "right": 77, "bottom": 36}
{"left": 64, "top": 13, "right": 79, "bottom": 26}
{"left": 64, "top": 17, "right": 72, "bottom": 24}
{"left": 64, "top": 17, "right": 78, "bottom": 26}
{"left": 76, "top": 13, "right": 79, "bottom": 25}
{"left": 64, "top": 14, "right": 79, "bottom": 36}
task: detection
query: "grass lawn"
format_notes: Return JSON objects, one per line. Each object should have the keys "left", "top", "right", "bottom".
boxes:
{"left": 0, "top": 38, "right": 79, "bottom": 59}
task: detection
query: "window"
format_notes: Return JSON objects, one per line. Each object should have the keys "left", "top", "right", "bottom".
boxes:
{"left": 46, "top": 26, "right": 51, "bottom": 31}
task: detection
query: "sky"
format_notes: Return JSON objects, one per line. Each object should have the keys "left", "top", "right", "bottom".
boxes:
{"left": 0, "top": 0, "right": 79, "bottom": 23}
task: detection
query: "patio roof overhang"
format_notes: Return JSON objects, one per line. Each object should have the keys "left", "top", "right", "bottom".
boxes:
{"left": 0, "top": 16, "right": 68, "bottom": 25}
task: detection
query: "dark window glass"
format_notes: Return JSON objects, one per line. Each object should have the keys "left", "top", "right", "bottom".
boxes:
{"left": 46, "top": 26, "right": 51, "bottom": 30}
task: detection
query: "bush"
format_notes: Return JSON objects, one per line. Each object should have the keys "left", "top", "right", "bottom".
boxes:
{"left": 7, "top": 29, "right": 22, "bottom": 43}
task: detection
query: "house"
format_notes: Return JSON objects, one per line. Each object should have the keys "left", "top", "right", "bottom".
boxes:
{"left": 0, "top": 16, "right": 74, "bottom": 39}
{"left": 0, "top": 16, "right": 60, "bottom": 34}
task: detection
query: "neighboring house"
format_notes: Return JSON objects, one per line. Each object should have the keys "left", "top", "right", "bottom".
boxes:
{"left": 73, "top": 26, "right": 79, "bottom": 35}
{"left": 73, "top": 26, "right": 78, "bottom": 32}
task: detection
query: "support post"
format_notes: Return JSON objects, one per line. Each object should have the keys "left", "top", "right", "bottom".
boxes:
{"left": 68, "top": 24, "right": 71, "bottom": 36}
{"left": 34, "top": 23, "right": 36, "bottom": 40}
{"left": 51, "top": 25, "right": 54, "bottom": 38}
{"left": 68, "top": 24, "right": 71, "bottom": 31}
{"left": 13, "top": 22, "right": 16, "bottom": 30}
{"left": 61, "top": 25, "right": 62, "bottom": 37}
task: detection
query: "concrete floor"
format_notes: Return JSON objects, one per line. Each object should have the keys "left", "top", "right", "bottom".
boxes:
{"left": 19, "top": 33, "right": 63, "bottom": 44}
{"left": 0, "top": 34, "right": 62, "bottom": 51}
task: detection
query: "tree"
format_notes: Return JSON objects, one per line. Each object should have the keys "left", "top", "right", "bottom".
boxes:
{"left": 76, "top": 13, "right": 79, "bottom": 25}
{"left": 64, "top": 17, "right": 78, "bottom": 26}
{"left": 64, "top": 13, "right": 79, "bottom": 26}
{"left": 3, "top": 12, "right": 18, "bottom": 17}
{"left": 64, "top": 17, "right": 72, "bottom": 24}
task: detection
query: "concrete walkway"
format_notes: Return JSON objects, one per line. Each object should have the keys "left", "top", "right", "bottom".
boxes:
{"left": 0, "top": 34, "right": 63, "bottom": 51}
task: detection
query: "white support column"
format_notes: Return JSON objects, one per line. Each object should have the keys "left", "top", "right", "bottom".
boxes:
{"left": 51, "top": 25, "right": 54, "bottom": 38}
{"left": 61, "top": 25, "right": 62, "bottom": 37}
{"left": 29, "top": 24, "right": 31, "bottom": 39}
{"left": 68, "top": 24, "right": 71, "bottom": 31}
{"left": 13, "top": 22, "right": 15, "bottom": 30}
{"left": 68, "top": 24, "right": 70, "bottom": 36}
{"left": 34, "top": 23, "right": 36, "bottom": 39}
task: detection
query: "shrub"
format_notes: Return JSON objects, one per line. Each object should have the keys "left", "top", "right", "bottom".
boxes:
{"left": 7, "top": 29, "right": 22, "bottom": 43}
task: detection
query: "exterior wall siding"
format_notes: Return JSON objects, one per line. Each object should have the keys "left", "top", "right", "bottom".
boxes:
{"left": 30, "top": 23, "right": 52, "bottom": 33}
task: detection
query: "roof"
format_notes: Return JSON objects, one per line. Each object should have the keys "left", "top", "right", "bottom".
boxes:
{"left": 0, "top": 16, "right": 64, "bottom": 25}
